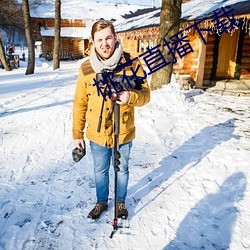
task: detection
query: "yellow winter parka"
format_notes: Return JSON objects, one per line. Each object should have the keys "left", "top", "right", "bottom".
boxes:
{"left": 72, "top": 52, "right": 150, "bottom": 148}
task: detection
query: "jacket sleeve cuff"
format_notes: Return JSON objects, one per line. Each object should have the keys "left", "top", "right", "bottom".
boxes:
{"left": 128, "top": 88, "right": 150, "bottom": 107}
{"left": 72, "top": 130, "right": 84, "bottom": 140}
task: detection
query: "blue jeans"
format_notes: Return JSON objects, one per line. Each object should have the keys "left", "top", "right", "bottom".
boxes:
{"left": 90, "top": 141, "right": 132, "bottom": 205}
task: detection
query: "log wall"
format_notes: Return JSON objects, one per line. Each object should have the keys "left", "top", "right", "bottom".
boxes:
{"left": 32, "top": 18, "right": 86, "bottom": 29}
{"left": 173, "top": 35, "right": 199, "bottom": 81}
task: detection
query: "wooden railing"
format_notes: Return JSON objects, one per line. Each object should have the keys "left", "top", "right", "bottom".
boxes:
{"left": 46, "top": 51, "right": 83, "bottom": 61}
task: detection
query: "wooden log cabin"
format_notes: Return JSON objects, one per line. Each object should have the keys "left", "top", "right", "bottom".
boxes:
{"left": 115, "top": 0, "right": 250, "bottom": 89}
{"left": 31, "top": 18, "right": 92, "bottom": 60}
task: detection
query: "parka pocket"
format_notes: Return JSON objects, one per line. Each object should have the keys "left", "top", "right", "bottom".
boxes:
{"left": 120, "top": 106, "right": 134, "bottom": 133}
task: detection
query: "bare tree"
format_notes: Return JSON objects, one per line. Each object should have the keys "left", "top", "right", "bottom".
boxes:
{"left": 53, "top": 0, "right": 61, "bottom": 70}
{"left": 22, "top": 0, "right": 35, "bottom": 75}
{"left": 150, "top": 0, "right": 182, "bottom": 90}
{"left": 0, "top": 0, "right": 23, "bottom": 71}
{"left": 0, "top": 37, "right": 11, "bottom": 71}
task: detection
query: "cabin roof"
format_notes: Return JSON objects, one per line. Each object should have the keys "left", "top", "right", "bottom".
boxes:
{"left": 40, "top": 27, "right": 91, "bottom": 39}
{"left": 30, "top": 0, "right": 151, "bottom": 20}
{"left": 114, "top": 0, "right": 250, "bottom": 33}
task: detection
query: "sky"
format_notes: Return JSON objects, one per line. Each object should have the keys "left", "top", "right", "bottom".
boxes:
{"left": 0, "top": 48, "right": 249, "bottom": 249}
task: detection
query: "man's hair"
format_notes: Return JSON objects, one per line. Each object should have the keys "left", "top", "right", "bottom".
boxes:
{"left": 91, "top": 20, "right": 116, "bottom": 40}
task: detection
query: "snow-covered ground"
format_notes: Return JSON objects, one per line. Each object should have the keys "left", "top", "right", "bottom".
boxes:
{"left": 0, "top": 50, "right": 249, "bottom": 250}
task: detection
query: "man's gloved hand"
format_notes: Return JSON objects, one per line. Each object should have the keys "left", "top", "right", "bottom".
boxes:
{"left": 72, "top": 139, "right": 85, "bottom": 162}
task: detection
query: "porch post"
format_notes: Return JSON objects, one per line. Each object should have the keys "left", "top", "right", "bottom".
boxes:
{"left": 196, "top": 35, "right": 207, "bottom": 88}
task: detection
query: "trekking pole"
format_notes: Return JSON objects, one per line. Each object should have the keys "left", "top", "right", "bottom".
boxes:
{"left": 97, "top": 96, "right": 105, "bottom": 133}
{"left": 110, "top": 101, "right": 121, "bottom": 238}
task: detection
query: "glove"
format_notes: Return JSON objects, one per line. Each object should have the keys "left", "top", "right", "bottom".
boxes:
{"left": 72, "top": 145, "right": 86, "bottom": 162}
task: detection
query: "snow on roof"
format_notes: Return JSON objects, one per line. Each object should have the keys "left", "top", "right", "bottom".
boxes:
{"left": 181, "top": 0, "right": 250, "bottom": 21}
{"left": 114, "top": 8, "right": 160, "bottom": 33}
{"left": 30, "top": 0, "right": 151, "bottom": 20}
{"left": 114, "top": 0, "right": 250, "bottom": 33}
{"left": 40, "top": 27, "right": 92, "bottom": 39}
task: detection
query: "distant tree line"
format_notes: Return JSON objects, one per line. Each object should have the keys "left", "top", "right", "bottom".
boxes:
{"left": 0, "top": 0, "right": 24, "bottom": 45}
{"left": 0, "top": 0, "right": 46, "bottom": 45}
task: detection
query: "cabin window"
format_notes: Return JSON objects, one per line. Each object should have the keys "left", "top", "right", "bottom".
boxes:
{"left": 137, "top": 38, "right": 156, "bottom": 54}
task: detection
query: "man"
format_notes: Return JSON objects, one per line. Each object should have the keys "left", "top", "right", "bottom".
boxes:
{"left": 72, "top": 20, "right": 150, "bottom": 220}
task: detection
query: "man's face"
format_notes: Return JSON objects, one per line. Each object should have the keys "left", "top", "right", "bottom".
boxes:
{"left": 93, "top": 27, "right": 117, "bottom": 60}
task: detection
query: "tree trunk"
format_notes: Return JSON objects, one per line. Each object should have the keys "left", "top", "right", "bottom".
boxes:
{"left": 53, "top": 0, "right": 61, "bottom": 70}
{"left": 150, "top": 0, "right": 182, "bottom": 90}
{"left": 22, "top": 0, "right": 35, "bottom": 75}
{"left": 0, "top": 37, "right": 11, "bottom": 71}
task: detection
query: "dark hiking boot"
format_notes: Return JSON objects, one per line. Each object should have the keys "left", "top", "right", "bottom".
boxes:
{"left": 87, "top": 202, "right": 108, "bottom": 220}
{"left": 117, "top": 202, "right": 128, "bottom": 219}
